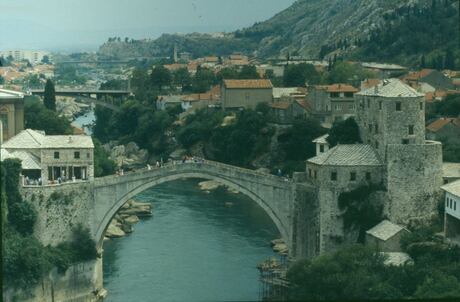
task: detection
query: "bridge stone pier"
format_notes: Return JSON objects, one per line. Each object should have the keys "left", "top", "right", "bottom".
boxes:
{"left": 92, "top": 161, "right": 297, "bottom": 252}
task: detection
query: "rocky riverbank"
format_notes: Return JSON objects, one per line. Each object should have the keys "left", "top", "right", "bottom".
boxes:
{"left": 270, "top": 238, "right": 289, "bottom": 256}
{"left": 105, "top": 199, "right": 152, "bottom": 239}
{"left": 198, "top": 180, "right": 239, "bottom": 194}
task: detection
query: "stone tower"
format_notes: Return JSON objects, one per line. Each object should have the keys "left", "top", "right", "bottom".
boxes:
{"left": 355, "top": 79, "right": 443, "bottom": 225}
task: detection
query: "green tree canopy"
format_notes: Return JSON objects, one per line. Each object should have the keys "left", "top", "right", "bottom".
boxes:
{"left": 283, "top": 63, "right": 321, "bottom": 87}
{"left": 24, "top": 97, "right": 72, "bottom": 135}
{"left": 327, "top": 117, "right": 362, "bottom": 147}
{"left": 150, "top": 65, "right": 172, "bottom": 91}
{"left": 43, "top": 79, "right": 56, "bottom": 111}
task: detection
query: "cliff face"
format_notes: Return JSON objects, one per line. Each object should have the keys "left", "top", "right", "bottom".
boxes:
{"left": 98, "top": 0, "right": 459, "bottom": 65}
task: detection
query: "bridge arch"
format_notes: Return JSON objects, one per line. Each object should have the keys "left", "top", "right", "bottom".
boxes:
{"left": 94, "top": 168, "right": 292, "bottom": 250}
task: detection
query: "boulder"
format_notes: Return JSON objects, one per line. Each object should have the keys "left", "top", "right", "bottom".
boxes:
{"left": 105, "top": 221, "right": 125, "bottom": 238}
{"left": 124, "top": 215, "right": 140, "bottom": 225}
{"left": 198, "top": 180, "right": 222, "bottom": 191}
{"left": 125, "top": 142, "right": 140, "bottom": 156}
{"left": 270, "top": 238, "right": 285, "bottom": 247}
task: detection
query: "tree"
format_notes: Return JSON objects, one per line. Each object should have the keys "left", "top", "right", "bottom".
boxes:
{"left": 445, "top": 49, "right": 455, "bottom": 70}
{"left": 192, "top": 67, "right": 216, "bottom": 93}
{"left": 41, "top": 55, "right": 50, "bottom": 64}
{"left": 150, "top": 65, "right": 172, "bottom": 91}
{"left": 172, "top": 67, "right": 192, "bottom": 91}
{"left": 283, "top": 63, "right": 320, "bottom": 87}
{"left": 43, "top": 79, "right": 56, "bottom": 111}
{"left": 93, "top": 138, "right": 116, "bottom": 177}
{"left": 327, "top": 117, "right": 362, "bottom": 147}
{"left": 24, "top": 97, "right": 72, "bottom": 135}
{"left": 239, "top": 65, "right": 260, "bottom": 79}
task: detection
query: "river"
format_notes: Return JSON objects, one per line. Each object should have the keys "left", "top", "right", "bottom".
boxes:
{"left": 102, "top": 179, "right": 281, "bottom": 302}
{"left": 71, "top": 109, "right": 95, "bottom": 135}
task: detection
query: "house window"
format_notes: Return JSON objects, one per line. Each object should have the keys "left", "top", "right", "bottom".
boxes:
{"left": 396, "top": 102, "right": 402, "bottom": 111}
{"left": 87, "top": 152, "right": 90, "bottom": 159}
{"left": 408, "top": 125, "right": 414, "bottom": 135}
{"left": 54, "top": 151, "right": 60, "bottom": 159}
{"left": 379, "top": 101, "right": 382, "bottom": 110}
{"left": 455, "top": 201, "right": 457, "bottom": 211}
{"left": 308, "top": 169, "right": 312, "bottom": 178}
{"left": 450, "top": 199, "right": 452, "bottom": 208}
{"left": 74, "top": 151, "right": 80, "bottom": 159}
{"left": 314, "top": 170, "right": 317, "bottom": 179}
{"left": 245, "top": 92, "right": 250, "bottom": 100}
{"left": 320, "top": 145, "right": 325, "bottom": 153}
{"left": 350, "top": 172, "right": 356, "bottom": 181}
{"left": 366, "top": 172, "right": 371, "bottom": 181}
{"left": 345, "top": 92, "right": 354, "bottom": 98}
{"left": 446, "top": 198, "right": 449, "bottom": 208}
{"left": 331, "top": 172, "right": 337, "bottom": 181}
{"left": 420, "top": 102, "right": 424, "bottom": 110}
{"left": 0, "top": 113, "right": 8, "bottom": 130}
{"left": 402, "top": 139, "right": 409, "bottom": 145}
{"left": 330, "top": 92, "right": 339, "bottom": 98}
{"left": 375, "top": 124, "right": 378, "bottom": 133}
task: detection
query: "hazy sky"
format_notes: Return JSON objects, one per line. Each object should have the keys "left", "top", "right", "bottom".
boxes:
{"left": 0, "top": 0, "right": 296, "bottom": 52}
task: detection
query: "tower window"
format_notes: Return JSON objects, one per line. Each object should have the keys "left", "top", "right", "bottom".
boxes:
{"left": 331, "top": 172, "right": 337, "bottom": 181}
{"left": 350, "top": 172, "right": 356, "bottom": 181}
{"left": 379, "top": 101, "right": 382, "bottom": 110}
{"left": 402, "top": 139, "right": 409, "bottom": 145}
{"left": 408, "top": 125, "right": 414, "bottom": 135}
{"left": 314, "top": 170, "right": 317, "bottom": 179}
{"left": 366, "top": 172, "right": 371, "bottom": 180}
{"left": 420, "top": 102, "right": 424, "bottom": 110}
{"left": 396, "top": 102, "right": 402, "bottom": 111}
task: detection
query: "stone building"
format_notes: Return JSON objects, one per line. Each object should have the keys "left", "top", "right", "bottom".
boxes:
{"left": 269, "top": 99, "right": 311, "bottom": 124}
{"left": 355, "top": 79, "right": 443, "bottom": 224}
{"left": 1, "top": 129, "right": 94, "bottom": 185}
{"left": 426, "top": 117, "right": 460, "bottom": 144}
{"left": 221, "top": 79, "right": 273, "bottom": 110}
{"left": 304, "top": 78, "right": 443, "bottom": 255}
{"left": 365, "top": 220, "right": 409, "bottom": 252}
{"left": 0, "top": 89, "right": 25, "bottom": 142}
{"left": 308, "top": 84, "right": 359, "bottom": 127}
{"left": 442, "top": 180, "right": 460, "bottom": 245}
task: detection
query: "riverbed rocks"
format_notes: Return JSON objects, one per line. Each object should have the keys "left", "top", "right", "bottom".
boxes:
{"left": 198, "top": 180, "right": 239, "bottom": 194}
{"left": 271, "top": 238, "right": 289, "bottom": 255}
{"left": 104, "top": 199, "right": 152, "bottom": 239}
{"left": 104, "top": 141, "right": 149, "bottom": 169}
{"left": 56, "top": 97, "right": 90, "bottom": 119}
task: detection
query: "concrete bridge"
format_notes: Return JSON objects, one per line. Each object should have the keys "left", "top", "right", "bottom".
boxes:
{"left": 29, "top": 89, "right": 132, "bottom": 111}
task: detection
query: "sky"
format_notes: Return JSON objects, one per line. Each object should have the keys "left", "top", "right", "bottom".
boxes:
{"left": 0, "top": 0, "right": 297, "bottom": 52}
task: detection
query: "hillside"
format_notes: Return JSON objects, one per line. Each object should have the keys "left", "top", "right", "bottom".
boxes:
{"left": 98, "top": 0, "right": 459, "bottom": 67}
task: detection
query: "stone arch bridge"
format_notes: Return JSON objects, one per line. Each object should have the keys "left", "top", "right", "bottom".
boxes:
{"left": 93, "top": 160, "right": 296, "bottom": 251}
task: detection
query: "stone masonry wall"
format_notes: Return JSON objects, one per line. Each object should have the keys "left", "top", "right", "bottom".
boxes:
{"left": 20, "top": 182, "right": 95, "bottom": 247}
{"left": 385, "top": 141, "right": 443, "bottom": 225}
{"left": 3, "top": 259, "right": 103, "bottom": 302}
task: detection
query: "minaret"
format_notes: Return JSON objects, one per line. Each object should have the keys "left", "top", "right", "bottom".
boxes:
{"left": 173, "top": 44, "right": 178, "bottom": 63}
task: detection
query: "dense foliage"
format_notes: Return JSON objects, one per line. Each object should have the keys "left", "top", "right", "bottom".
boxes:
{"left": 350, "top": 0, "right": 459, "bottom": 67}
{"left": 327, "top": 117, "right": 362, "bottom": 147}
{"left": 338, "top": 185, "right": 384, "bottom": 243}
{"left": 93, "top": 138, "right": 117, "bottom": 177}
{"left": 287, "top": 241, "right": 460, "bottom": 301}
{"left": 24, "top": 97, "right": 73, "bottom": 135}
{"left": 283, "top": 63, "right": 320, "bottom": 87}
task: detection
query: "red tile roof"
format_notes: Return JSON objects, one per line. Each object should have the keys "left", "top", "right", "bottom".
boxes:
{"left": 426, "top": 118, "right": 460, "bottom": 132}
{"left": 326, "top": 84, "right": 359, "bottom": 93}
{"left": 223, "top": 79, "right": 273, "bottom": 89}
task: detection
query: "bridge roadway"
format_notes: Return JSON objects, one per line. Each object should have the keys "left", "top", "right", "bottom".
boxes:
{"left": 30, "top": 89, "right": 131, "bottom": 97}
